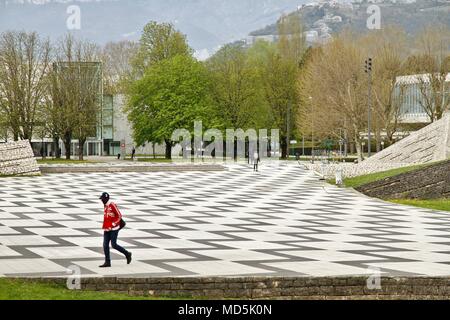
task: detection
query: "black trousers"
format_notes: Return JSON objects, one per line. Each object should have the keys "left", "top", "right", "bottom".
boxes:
{"left": 103, "top": 230, "right": 129, "bottom": 263}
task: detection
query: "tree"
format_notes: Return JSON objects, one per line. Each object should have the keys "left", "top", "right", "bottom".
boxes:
{"left": 126, "top": 55, "right": 216, "bottom": 159}
{"left": 53, "top": 35, "right": 102, "bottom": 160}
{"left": 207, "top": 44, "right": 268, "bottom": 131}
{"left": 42, "top": 69, "right": 64, "bottom": 158}
{"left": 101, "top": 40, "right": 139, "bottom": 94}
{"left": 0, "top": 108, "right": 7, "bottom": 141}
{"left": 125, "top": 21, "right": 194, "bottom": 155}
{"left": 130, "top": 21, "right": 192, "bottom": 79}
{"left": 412, "top": 25, "right": 450, "bottom": 122}
{"left": 0, "top": 31, "right": 51, "bottom": 141}
{"left": 74, "top": 60, "right": 102, "bottom": 161}
{"left": 360, "top": 27, "right": 408, "bottom": 147}
{"left": 257, "top": 14, "right": 306, "bottom": 158}
{"left": 298, "top": 33, "right": 368, "bottom": 162}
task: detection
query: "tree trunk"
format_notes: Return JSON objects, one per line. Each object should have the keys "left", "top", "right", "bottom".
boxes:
{"left": 64, "top": 131, "right": 72, "bottom": 160}
{"left": 375, "top": 130, "right": 381, "bottom": 153}
{"left": 281, "top": 137, "right": 288, "bottom": 159}
{"left": 354, "top": 136, "right": 364, "bottom": 163}
{"left": 152, "top": 142, "right": 156, "bottom": 159}
{"left": 386, "top": 128, "right": 396, "bottom": 146}
{"left": 53, "top": 136, "right": 60, "bottom": 159}
{"left": 165, "top": 139, "right": 172, "bottom": 160}
{"left": 349, "top": 142, "right": 355, "bottom": 155}
{"left": 78, "top": 138, "right": 86, "bottom": 161}
{"left": 23, "top": 127, "right": 31, "bottom": 141}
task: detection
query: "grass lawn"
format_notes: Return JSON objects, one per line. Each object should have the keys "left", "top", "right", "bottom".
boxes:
{"left": 390, "top": 199, "right": 450, "bottom": 212}
{"left": 328, "top": 161, "right": 449, "bottom": 212}
{"left": 37, "top": 159, "right": 96, "bottom": 164}
{"left": 337, "top": 163, "right": 431, "bottom": 189}
{"left": 0, "top": 278, "right": 191, "bottom": 300}
{"left": 133, "top": 158, "right": 172, "bottom": 163}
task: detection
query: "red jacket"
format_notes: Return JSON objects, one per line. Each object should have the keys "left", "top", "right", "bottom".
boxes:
{"left": 102, "top": 201, "right": 122, "bottom": 231}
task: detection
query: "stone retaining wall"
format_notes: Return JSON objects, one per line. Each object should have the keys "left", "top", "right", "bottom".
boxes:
{"left": 356, "top": 160, "right": 450, "bottom": 200}
{"left": 24, "top": 277, "right": 450, "bottom": 300}
{"left": 0, "top": 140, "right": 40, "bottom": 176}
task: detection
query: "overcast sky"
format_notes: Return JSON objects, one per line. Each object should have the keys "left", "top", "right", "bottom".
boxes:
{"left": 0, "top": 0, "right": 307, "bottom": 59}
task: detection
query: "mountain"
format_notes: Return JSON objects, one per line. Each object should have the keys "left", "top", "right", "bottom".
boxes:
{"left": 248, "top": 0, "right": 450, "bottom": 44}
{"left": 0, "top": 0, "right": 307, "bottom": 59}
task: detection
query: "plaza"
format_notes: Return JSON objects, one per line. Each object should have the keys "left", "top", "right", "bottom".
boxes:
{"left": 0, "top": 162, "right": 449, "bottom": 278}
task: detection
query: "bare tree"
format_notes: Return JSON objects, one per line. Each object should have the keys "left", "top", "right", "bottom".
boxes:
{"left": 101, "top": 40, "right": 138, "bottom": 94}
{"left": 0, "top": 108, "right": 7, "bottom": 142}
{"left": 53, "top": 35, "right": 102, "bottom": 160}
{"left": 298, "top": 33, "right": 368, "bottom": 161}
{"left": 414, "top": 25, "right": 450, "bottom": 122}
{"left": 361, "top": 27, "right": 408, "bottom": 147}
{"left": 42, "top": 67, "right": 64, "bottom": 158}
{"left": 0, "top": 31, "right": 51, "bottom": 141}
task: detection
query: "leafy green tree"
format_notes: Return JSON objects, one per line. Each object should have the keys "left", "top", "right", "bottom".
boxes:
{"left": 207, "top": 44, "right": 269, "bottom": 131}
{"left": 125, "top": 21, "right": 196, "bottom": 155}
{"left": 130, "top": 21, "right": 192, "bottom": 79}
{"left": 126, "top": 55, "right": 217, "bottom": 159}
{"left": 247, "top": 15, "right": 307, "bottom": 158}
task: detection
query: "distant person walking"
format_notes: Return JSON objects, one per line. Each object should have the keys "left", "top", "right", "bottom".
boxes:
{"left": 131, "top": 147, "right": 136, "bottom": 160}
{"left": 252, "top": 151, "right": 260, "bottom": 172}
{"left": 99, "top": 192, "right": 132, "bottom": 268}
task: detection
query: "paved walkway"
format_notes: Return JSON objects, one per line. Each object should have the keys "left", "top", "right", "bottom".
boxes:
{"left": 0, "top": 163, "right": 449, "bottom": 278}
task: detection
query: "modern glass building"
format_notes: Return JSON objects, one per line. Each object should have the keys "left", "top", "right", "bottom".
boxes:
{"left": 395, "top": 73, "right": 450, "bottom": 124}
{"left": 9, "top": 61, "right": 164, "bottom": 157}
{"left": 31, "top": 93, "right": 119, "bottom": 157}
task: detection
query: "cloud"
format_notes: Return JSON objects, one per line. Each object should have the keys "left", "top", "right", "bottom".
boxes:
{"left": 194, "top": 48, "right": 210, "bottom": 61}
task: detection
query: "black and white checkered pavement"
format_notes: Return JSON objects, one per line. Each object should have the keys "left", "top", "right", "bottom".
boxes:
{"left": 0, "top": 162, "right": 449, "bottom": 278}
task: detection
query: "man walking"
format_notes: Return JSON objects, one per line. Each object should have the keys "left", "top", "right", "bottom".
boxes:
{"left": 99, "top": 192, "right": 132, "bottom": 268}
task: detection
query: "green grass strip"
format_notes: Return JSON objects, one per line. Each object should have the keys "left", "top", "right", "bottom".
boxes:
{"left": 341, "top": 163, "right": 433, "bottom": 189}
{"left": 0, "top": 278, "right": 195, "bottom": 300}
{"left": 390, "top": 199, "right": 450, "bottom": 212}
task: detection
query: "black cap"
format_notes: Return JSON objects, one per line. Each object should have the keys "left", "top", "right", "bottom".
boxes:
{"left": 99, "top": 192, "right": 110, "bottom": 200}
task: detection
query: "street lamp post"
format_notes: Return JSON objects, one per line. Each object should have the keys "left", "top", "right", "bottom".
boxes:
{"left": 302, "top": 135, "right": 305, "bottom": 156}
{"left": 287, "top": 102, "right": 291, "bottom": 159}
{"left": 309, "top": 96, "right": 315, "bottom": 164}
{"left": 365, "top": 58, "right": 373, "bottom": 158}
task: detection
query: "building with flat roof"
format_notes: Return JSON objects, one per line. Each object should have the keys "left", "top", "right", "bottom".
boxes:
{"left": 395, "top": 73, "right": 450, "bottom": 124}
{"left": 29, "top": 93, "right": 162, "bottom": 158}
{"left": 14, "top": 60, "right": 164, "bottom": 158}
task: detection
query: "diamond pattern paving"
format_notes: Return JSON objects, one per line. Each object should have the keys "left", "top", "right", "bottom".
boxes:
{"left": 0, "top": 163, "right": 449, "bottom": 278}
